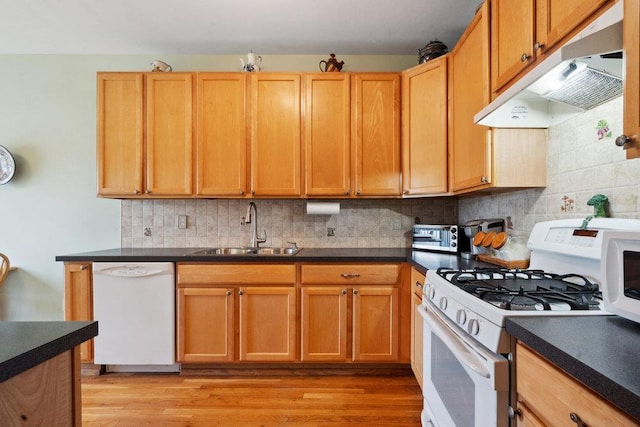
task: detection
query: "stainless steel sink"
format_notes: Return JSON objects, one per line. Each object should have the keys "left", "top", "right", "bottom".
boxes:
{"left": 187, "top": 247, "right": 300, "bottom": 256}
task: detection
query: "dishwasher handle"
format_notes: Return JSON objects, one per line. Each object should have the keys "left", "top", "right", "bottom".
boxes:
{"left": 93, "top": 263, "right": 174, "bottom": 278}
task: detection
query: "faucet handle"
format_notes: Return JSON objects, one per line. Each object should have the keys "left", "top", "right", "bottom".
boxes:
{"left": 287, "top": 241, "right": 298, "bottom": 249}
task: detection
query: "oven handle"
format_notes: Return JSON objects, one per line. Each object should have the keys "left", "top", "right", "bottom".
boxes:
{"left": 418, "top": 304, "right": 490, "bottom": 378}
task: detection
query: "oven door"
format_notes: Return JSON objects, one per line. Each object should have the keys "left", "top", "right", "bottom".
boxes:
{"left": 418, "top": 301, "right": 509, "bottom": 427}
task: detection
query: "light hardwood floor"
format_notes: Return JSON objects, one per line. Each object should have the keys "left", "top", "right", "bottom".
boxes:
{"left": 81, "top": 373, "right": 423, "bottom": 426}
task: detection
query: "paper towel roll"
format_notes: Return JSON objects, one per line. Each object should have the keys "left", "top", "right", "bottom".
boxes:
{"left": 306, "top": 201, "right": 340, "bottom": 215}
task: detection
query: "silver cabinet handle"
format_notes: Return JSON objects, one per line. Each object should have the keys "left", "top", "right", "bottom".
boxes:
{"left": 79, "top": 265, "right": 87, "bottom": 271}
{"left": 481, "top": 176, "right": 488, "bottom": 183}
{"left": 226, "top": 290, "right": 232, "bottom": 296}
{"left": 533, "top": 42, "right": 545, "bottom": 51}
{"left": 616, "top": 134, "right": 631, "bottom": 148}
{"left": 353, "top": 289, "right": 359, "bottom": 295}
{"left": 415, "top": 281, "right": 423, "bottom": 289}
{"left": 341, "top": 273, "right": 360, "bottom": 279}
{"left": 520, "top": 52, "right": 530, "bottom": 62}
{"left": 238, "top": 289, "right": 244, "bottom": 296}
{"left": 570, "top": 412, "right": 586, "bottom": 427}
{"left": 341, "top": 289, "right": 348, "bottom": 295}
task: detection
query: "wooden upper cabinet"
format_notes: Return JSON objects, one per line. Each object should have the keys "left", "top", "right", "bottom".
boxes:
{"left": 304, "top": 73, "right": 351, "bottom": 197}
{"left": 491, "top": 0, "right": 537, "bottom": 93}
{"left": 623, "top": 0, "right": 640, "bottom": 159}
{"left": 449, "top": 1, "right": 492, "bottom": 193}
{"left": 97, "top": 73, "right": 144, "bottom": 196}
{"left": 401, "top": 57, "right": 449, "bottom": 196}
{"left": 538, "top": 0, "right": 612, "bottom": 52}
{"left": 491, "top": 0, "right": 613, "bottom": 95}
{"left": 145, "top": 73, "right": 194, "bottom": 196}
{"left": 250, "top": 73, "right": 302, "bottom": 197}
{"left": 351, "top": 73, "right": 401, "bottom": 197}
{"left": 196, "top": 73, "right": 248, "bottom": 196}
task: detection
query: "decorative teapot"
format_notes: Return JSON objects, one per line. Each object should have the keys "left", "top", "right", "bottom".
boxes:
{"left": 240, "top": 51, "right": 262, "bottom": 72}
{"left": 319, "top": 53, "right": 344, "bottom": 72}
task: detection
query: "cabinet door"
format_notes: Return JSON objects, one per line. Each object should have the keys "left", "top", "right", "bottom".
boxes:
{"left": 250, "top": 73, "right": 301, "bottom": 196}
{"left": 145, "top": 73, "right": 194, "bottom": 196}
{"left": 196, "top": 73, "right": 248, "bottom": 196}
{"left": 623, "top": 0, "right": 640, "bottom": 159}
{"left": 537, "top": 0, "right": 612, "bottom": 52}
{"left": 491, "top": 0, "right": 536, "bottom": 93}
{"left": 401, "top": 58, "right": 448, "bottom": 195}
{"left": 301, "top": 286, "right": 348, "bottom": 361}
{"left": 304, "top": 73, "right": 351, "bottom": 196}
{"left": 449, "top": 2, "right": 491, "bottom": 193}
{"left": 410, "top": 268, "right": 425, "bottom": 388}
{"left": 353, "top": 286, "right": 399, "bottom": 361}
{"left": 63, "top": 262, "right": 93, "bottom": 363}
{"left": 177, "top": 287, "right": 234, "bottom": 363}
{"left": 351, "top": 73, "right": 401, "bottom": 196}
{"left": 515, "top": 402, "right": 547, "bottom": 427}
{"left": 516, "top": 342, "right": 638, "bottom": 426}
{"left": 96, "top": 73, "right": 144, "bottom": 196}
{"left": 239, "top": 286, "right": 296, "bottom": 361}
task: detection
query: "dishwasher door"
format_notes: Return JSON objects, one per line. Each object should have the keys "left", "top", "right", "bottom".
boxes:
{"left": 93, "top": 262, "right": 176, "bottom": 369}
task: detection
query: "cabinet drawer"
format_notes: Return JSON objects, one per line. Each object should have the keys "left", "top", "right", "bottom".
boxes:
{"left": 301, "top": 264, "right": 400, "bottom": 285}
{"left": 516, "top": 343, "right": 638, "bottom": 426}
{"left": 177, "top": 263, "right": 296, "bottom": 285}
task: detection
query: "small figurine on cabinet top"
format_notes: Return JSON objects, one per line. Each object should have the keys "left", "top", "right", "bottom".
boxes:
{"left": 150, "top": 60, "right": 173, "bottom": 72}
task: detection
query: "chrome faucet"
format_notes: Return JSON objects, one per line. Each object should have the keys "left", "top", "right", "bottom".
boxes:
{"left": 244, "top": 202, "right": 267, "bottom": 248}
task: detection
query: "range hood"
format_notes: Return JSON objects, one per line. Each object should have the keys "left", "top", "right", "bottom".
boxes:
{"left": 475, "top": 2, "right": 623, "bottom": 128}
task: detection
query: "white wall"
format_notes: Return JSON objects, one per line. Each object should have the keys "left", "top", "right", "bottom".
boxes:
{"left": 0, "top": 54, "right": 416, "bottom": 320}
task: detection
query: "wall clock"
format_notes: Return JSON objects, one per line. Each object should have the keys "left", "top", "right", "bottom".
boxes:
{"left": 0, "top": 145, "right": 16, "bottom": 185}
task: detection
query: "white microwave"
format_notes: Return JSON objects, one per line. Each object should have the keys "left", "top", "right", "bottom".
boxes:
{"left": 601, "top": 230, "right": 640, "bottom": 323}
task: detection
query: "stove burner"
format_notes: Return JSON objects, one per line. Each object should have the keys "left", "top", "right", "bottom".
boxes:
{"left": 436, "top": 267, "right": 601, "bottom": 311}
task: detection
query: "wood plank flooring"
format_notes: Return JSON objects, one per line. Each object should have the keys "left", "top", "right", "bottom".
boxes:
{"left": 81, "top": 373, "right": 423, "bottom": 426}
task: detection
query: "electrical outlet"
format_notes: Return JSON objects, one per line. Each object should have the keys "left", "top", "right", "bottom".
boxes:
{"left": 178, "top": 215, "right": 187, "bottom": 229}
{"left": 392, "top": 218, "right": 402, "bottom": 230}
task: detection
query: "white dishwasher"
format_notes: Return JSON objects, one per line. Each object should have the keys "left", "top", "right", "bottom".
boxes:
{"left": 93, "top": 262, "right": 177, "bottom": 372}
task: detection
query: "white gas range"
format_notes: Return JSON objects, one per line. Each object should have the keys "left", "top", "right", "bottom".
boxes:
{"left": 419, "top": 218, "right": 640, "bottom": 427}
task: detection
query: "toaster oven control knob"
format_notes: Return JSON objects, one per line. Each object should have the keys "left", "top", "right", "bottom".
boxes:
{"left": 456, "top": 309, "right": 466, "bottom": 325}
{"left": 467, "top": 318, "right": 480, "bottom": 335}
{"left": 439, "top": 296, "right": 448, "bottom": 310}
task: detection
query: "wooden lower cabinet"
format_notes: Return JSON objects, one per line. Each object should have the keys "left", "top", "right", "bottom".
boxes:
{"left": 177, "top": 287, "right": 234, "bottom": 362}
{"left": 410, "top": 268, "right": 425, "bottom": 388}
{"left": 301, "top": 286, "right": 349, "bottom": 361}
{"left": 516, "top": 342, "right": 638, "bottom": 426}
{"left": 300, "top": 263, "right": 403, "bottom": 363}
{"left": 176, "top": 263, "right": 297, "bottom": 363}
{"left": 239, "top": 286, "right": 296, "bottom": 361}
{"left": 353, "top": 286, "right": 399, "bottom": 361}
{"left": 63, "top": 262, "right": 93, "bottom": 363}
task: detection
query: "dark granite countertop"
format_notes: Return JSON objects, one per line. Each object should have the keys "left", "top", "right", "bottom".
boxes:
{"left": 55, "top": 247, "right": 491, "bottom": 272}
{"left": 506, "top": 316, "right": 640, "bottom": 421}
{"left": 0, "top": 321, "right": 98, "bottom": 383}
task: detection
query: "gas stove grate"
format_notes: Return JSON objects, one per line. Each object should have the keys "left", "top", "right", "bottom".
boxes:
{"left": 435, "top": 267, "right": 601, "bottom": 311}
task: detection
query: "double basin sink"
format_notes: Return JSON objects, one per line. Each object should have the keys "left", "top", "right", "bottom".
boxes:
{"left": 187, "top": 247, "right": 300, "bottom": 256}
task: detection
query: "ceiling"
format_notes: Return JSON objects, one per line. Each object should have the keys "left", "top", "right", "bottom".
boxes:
{"left": 0, "top": 0, "right": 480, "bottom": 55}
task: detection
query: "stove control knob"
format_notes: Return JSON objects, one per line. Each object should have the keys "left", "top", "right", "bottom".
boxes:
{"left": 429, "top": 287, "right": 436, "bottom": 301}
{"left": 467, "top": 318, "right": 480, "bottom": 335}
{"left": 456, "top": 309, "right": 467, "bottom": 325}
{"left": 439, "top": 297, "right": 448, "bottom": 310}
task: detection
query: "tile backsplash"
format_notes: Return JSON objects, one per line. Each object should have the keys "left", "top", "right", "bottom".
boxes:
{"left": 460, "top": 97, "right": 640, "bottom": 234}
{"left": 121, "top": 198, "right": 458, "bottom": 248}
